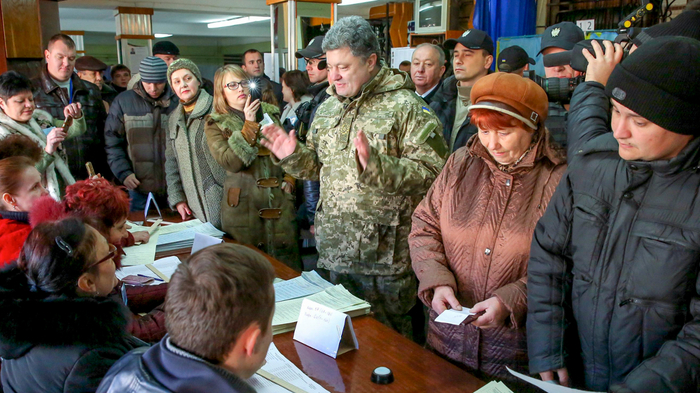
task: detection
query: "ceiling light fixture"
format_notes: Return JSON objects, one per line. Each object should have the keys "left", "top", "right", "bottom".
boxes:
{"left": 154, "top": 33, "right": 173, "bottom": 38}
{"left": 338, "top": 0, "right": 379, "bottom": 5}
{"left": 207, "top": 16, "right": 270, "bottom": 28}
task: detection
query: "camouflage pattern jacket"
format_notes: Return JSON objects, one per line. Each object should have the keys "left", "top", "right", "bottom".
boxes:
{"left": 275, "top": 65, "right": 448, "bottom": 275}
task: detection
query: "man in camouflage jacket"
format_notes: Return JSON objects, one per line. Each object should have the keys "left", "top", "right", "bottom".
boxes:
{"left": 262, "top": 16, "right": 447, "bottom": 337}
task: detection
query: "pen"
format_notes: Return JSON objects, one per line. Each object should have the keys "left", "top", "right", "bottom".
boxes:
{"left": 138, "top": 274, "right": 163, "bottom": 282}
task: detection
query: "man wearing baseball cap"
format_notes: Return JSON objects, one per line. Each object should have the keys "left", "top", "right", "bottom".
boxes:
{"left": 294, "top": 35, "right": 330, "bottom": 235}
{"left": 528, "top": 37, "right": 700, "bottom": 392}
{"left": 430, "top": 28, "right": 494, "bottom": 152}
{"left": 105, "top": 56, "right": 178, "bottom": 210}
{"left": 539, "top": 21, "right": 585, "bottom": 148}
{"left": 75, "top": 56, "right": 118, "bottom": 106}
{"left": 496, "top": 45, "right": 535, "bottom": 76}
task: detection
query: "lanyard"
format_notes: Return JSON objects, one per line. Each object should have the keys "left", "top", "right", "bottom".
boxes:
{"left": 68, "top": 78, "right": 73, "bottom": 105}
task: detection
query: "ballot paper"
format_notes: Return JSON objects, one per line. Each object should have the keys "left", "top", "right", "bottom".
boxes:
{"left": 274, "top": 271, "right": 334, "bottom": 302}
{"left": 434, "top": 308, "right": 476, "bottom": 325}
{"left": 116, "top": 256, "right": 181, "bottom": 284}
{"left": 120, "top": 232, "right": 160, "bottom": 266}
{"left": 474, "top": 381, "right": 514, "bottom": 393}
{"left": 273, "top": 285, "right": 371, "bottom": 335}
{"left": 190, "top": 233, "right": 223, "bottom": 254}
{"left": 249, "top": 343, "right": 329, "bottom": 393}
{"left": 507, "top": 367, "right": 605, "bottom": 393}
{"left": 156, "top": 221, "right": 225, "bottom": 253}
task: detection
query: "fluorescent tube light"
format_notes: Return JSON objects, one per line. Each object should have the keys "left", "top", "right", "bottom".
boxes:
{"left": 154, "top": 34, "right": 173, "bottom": 38}
{"left": 339, "top": 0, "right": 379, "bottom": 5}
{"left": 207, "top": 16, "right": 270, "bottom": 28}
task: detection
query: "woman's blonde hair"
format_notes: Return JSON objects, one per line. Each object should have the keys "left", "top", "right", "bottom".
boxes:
{"left": 213, "top": 64, "right": 249, "bottom": 115}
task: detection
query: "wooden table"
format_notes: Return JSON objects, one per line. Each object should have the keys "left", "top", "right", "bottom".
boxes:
{"left": 133, "top": 211, "right": 486, "bottom": 393}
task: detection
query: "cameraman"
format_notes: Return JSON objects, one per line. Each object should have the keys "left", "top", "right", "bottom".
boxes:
{"left": 527, "top": 37, "right": 700, "bottom": 392}
{"left": 538, "top": 22, "right": 585, "bottom": 148}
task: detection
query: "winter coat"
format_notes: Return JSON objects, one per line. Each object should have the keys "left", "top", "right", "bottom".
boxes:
{"left": 527, "top": 81, "right": 700, "bottom": 392}
{"left": 165, "top": 91, "right": 225, "bottom": 228}
{"left": 410, "top": 131, "right": 565, "bottom": 381}
{"left": 32, "top": 66, "right": 109, "bottom": 180}
{"left": 0, "top": 108, "right": 86, "bottom": 199}
{"left": 0, "top": 265, "right": 145, "bottom": 393}
{"left": 275, "top": 64, "right": 448, "bottom": 276}
{"left": 105, "top": 82, "right": 178, "bottom": 195}
{"left": 280, "top": 94, "right": 312, "bottom": 124}
{"left": 429, "top": 75, "right": 478, "bottom": 153}
{"left": 0, "top": 211, "right": 31, "bottom": 267}
{"left": 101, "top": 83, "right": 118, "bottom": 105}
{"left": 204, "top": 106, "right": 300, "bottom": 269}
{"left": 97, "top": 336, "right": 256, "bottom": 393}
{"left": 418, "top": 79, "right": 442, "bottom": 105}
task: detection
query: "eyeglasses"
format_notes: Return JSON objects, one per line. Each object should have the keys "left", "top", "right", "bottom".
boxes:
{"left": 225, "top": 80, "right": 250, "bottom": 91}
{"left": 84, "top": 244, "right": 117, "bottom": 272}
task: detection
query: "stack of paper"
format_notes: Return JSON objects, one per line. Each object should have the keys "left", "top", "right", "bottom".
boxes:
{"left": 155, "top": 220, "right": 226, "bottom": 253}
{"left": 274, "top": 271, "right": 334, "bottom": 302}
{"left": 249, "top": 343, "right": 329, "bottom": 393}
{"left": 116, "top": 256, "right": 181, "bottom": 284}
{"left": 272, "top": 284, "right": 371, "bottom": 335}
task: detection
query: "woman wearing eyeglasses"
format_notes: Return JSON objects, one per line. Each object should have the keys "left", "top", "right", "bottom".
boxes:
{"left": 0, "top": 218, "right": 144, "bottom": 393}
{"left": 204, "top": 64, "right": 300, "bottom": 270}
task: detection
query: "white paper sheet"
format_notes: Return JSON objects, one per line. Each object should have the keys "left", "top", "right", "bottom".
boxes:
{"left": 507, "top": 367, "right": 605, "bottom": 393}
{"left": 434, "top": 308, "right": 476, "bottom": 325}
{"left": 475, "top": 381, "right": 514, "bottom": 393}
{"left": 274, "top": 271, "right": 333, "bottom": 302}
{"left": 248, "top": 343, "right": 329, "bottom": 393}
{"left": 116, "top": 256, "right": 182, "bottom": 283}
{"left": 273, "top": 285, "right": 370, "bottom": 327}
{"left": 190, "top": 233, "right": 223, "bottom": 254}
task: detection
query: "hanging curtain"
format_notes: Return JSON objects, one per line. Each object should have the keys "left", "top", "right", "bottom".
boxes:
{"left": 473, "top": 0, "right": 537, "bottom": 54}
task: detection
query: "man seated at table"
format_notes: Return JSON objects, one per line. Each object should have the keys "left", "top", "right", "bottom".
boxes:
{"left": 97, "top": 243, "right": 275, "bottom": 393}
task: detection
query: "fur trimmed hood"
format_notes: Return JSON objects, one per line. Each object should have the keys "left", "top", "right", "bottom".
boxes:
{"left": 0, "top": 264, "right": 129, "bottom": 360}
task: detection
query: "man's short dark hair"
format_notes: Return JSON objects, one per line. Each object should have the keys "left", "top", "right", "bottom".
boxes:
{"left": 399, "top": 60, "right": 411, "bottom": 67}
{"left": 242, "top": 49, "right": 263, "bottom": 64}
{"left": 48, "top": 34, "right": 76, "bottom": 50}
{"left": 0, "top": 71, "right": 33, "bottom": 100}
{"left": 165, "top": 243, "right": 275, "bottom": 363}
{"left": 110, "top": 64, "right": 130, "bottom": 80}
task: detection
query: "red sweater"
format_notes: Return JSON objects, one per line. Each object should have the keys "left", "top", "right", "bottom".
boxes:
{"left": 0, "top": 217, "right": 31, "bottom": 268}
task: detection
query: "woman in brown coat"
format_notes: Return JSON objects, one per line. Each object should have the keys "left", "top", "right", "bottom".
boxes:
{"left": 409, "top": 73, "right": 566, "bottom": 386}
{"left": 204, "top": 65, "right": 300, "bottom": 270}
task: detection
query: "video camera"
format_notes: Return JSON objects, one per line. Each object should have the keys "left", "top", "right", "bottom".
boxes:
{"left": 531, "top": 1, "right": 653, "bottom": 104}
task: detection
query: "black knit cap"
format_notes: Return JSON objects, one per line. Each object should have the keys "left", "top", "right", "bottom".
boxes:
{"left": 632, "top": 10, "right": 700, "bottom": 46}
{"left": 152, "top": 41, "right": 180, "bottom": 56}
{"left": 605, "top": 36, "right": 700, "bottom": 135}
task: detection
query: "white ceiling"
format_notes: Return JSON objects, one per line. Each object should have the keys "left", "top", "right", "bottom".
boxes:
{"left": 59, "top": 0, "right": 393, "bottom": 39}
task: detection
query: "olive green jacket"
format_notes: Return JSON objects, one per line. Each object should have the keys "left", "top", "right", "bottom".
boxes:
{"left": 204, "top": 103, "right": 300, "bottom": 270}
{"left": 275, "top": 65, "right": 448, "bottom": 275}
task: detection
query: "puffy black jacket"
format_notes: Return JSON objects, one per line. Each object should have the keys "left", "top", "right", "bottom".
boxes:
{"left": 104, "top": 82, "right": 178, "bottom": 194}
{"left": 527, "top": 81, "right": 700, "bottom": 392}
{"left": 429, "top": 75, "right": 477, "bottom": 153}
{"left": 32, "top": 66, "right": 109, "bottom": 180}
{"left": 97, "top": 336, "right": 256, "bottom": 393}
{"left": 0, "top": 265, "right": 145, "bottom": 393}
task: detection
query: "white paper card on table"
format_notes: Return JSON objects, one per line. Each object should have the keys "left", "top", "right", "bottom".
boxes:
{"left": 293, "top": 299, "right": 358, "bottom": 359}
{"left": 116, "top": 256, "right": 181, "bottom": 283}
{"left": 190, "top": 233, "right": 223, "bottom": 255}
{"left": 248, "top": 343, "right": 329, "bottom": 393}
{"left": 144, "top": 192, "right": 162, "bottom": 220}
{"left": 434, "top": 308, "right": 476, "bottom": 325}
{"left": 507, "top": 367, "right": 605, "bottom": 393}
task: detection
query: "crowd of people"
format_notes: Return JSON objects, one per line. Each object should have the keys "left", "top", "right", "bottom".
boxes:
{"left": 0, "top": 3, "right": 698, "bottom": 392}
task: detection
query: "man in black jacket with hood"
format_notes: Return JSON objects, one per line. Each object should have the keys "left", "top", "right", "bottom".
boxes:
{"left": 527, "top": 37, "right": 700, "bottom": 392}
{"left": 429, "top": 29, "right": 493, "bottom": 153}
